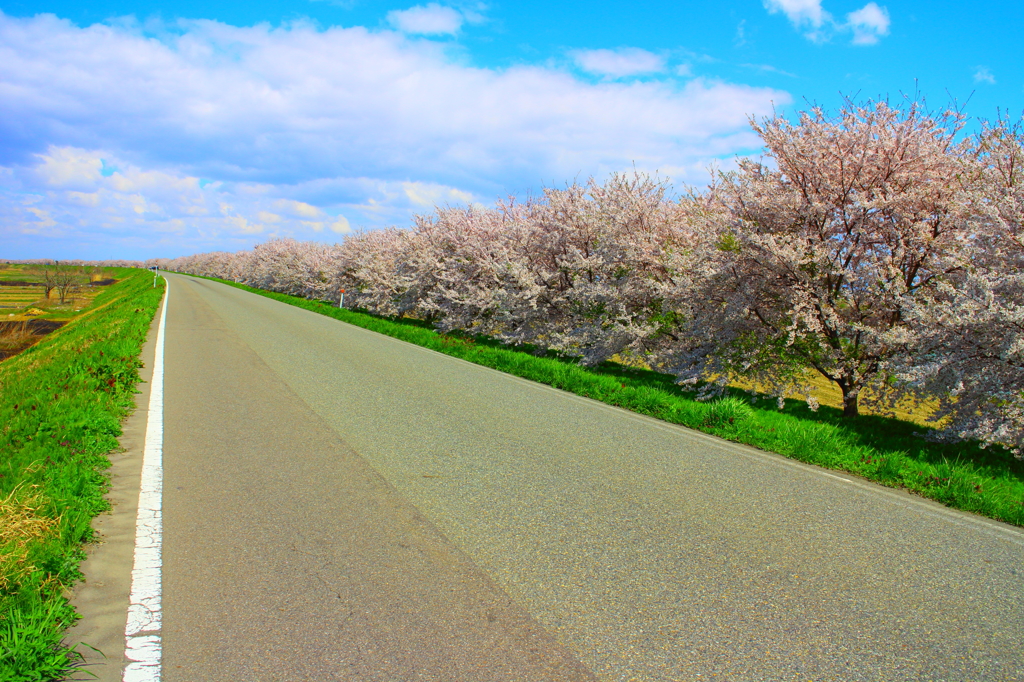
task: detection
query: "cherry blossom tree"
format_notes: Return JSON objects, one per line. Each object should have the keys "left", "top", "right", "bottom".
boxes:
{"left": 520, "top": 174, "right": 711, "bottom": 365}
{"left": 896, "top": 117, "right": 1024, "bottom": 454}
{"left": 671, "top": 99, "right": 975, "bottom": 417}
{"left": 243, "top": 239, "right": 343, "bottom": 301}
{"left": 395, "top": 174, "right": 710, "bottom": 365}
{"left": 334, "top": 227, "right": 421, "bottom": 316}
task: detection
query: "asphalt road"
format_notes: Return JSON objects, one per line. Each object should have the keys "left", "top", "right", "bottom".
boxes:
{"left": 156, "top": 273, "right": 1024, "bottom": 680}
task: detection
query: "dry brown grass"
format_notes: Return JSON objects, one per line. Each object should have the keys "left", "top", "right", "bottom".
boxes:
{"left": 0, "top": 322, "right": 37, "bottom": 354}
{"left": 728, "top": 371, "right": 944, "bottom": 426}
{"left": 609, "top": 354, "right": 943, "bottom": 428}
{"left": 0, "top": 286, "right": 46, "bottom": 310}
{"left": 0, "top": 486, "right": 59, "bottom": 592}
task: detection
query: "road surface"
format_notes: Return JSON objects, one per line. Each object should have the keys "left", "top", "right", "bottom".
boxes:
{"left": 75, "top": 274, "right": 1024, "bottom": 680}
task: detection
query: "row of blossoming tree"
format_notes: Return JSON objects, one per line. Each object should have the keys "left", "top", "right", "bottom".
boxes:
{"left": 158, "top": 100, "right": 1024, "bottom": 456}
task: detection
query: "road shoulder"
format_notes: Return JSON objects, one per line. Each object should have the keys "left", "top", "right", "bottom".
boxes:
{"left": 63, "top": 291, "right": 164, "bottom": 682}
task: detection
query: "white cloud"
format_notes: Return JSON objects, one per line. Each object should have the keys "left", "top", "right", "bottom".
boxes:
{"left": 735, "top": 19, "right": 747, "bottom": 48}
{"left": 34, "top": 147, "right": 103, "bottom": 189}
{"left": 226, "top": 215, "right": 264, "bottom": 234}
{"left": 571, "top": 48, "right": 665, "bottom": 79}
{"left": 25, "top": 206, "right": 57, "bottom": 229}
{"left": 274, "top": 199, "right": 323, "bottom": 218}
{"left": 766, "top": 0, "right": 890, "bottom": 45}
{"left": 0, "top": 146, "right": 481, "bottom": 257}
{"left": 328, "top": 216, "right": 351, "bottom": 234}
{"left": 0, "top": 146, "right": 360, "bottom": 254}
{"left": 847, "top": 2, "right": 890, "bottom": 45}
{"left": 308, "top": 0, "right": 358, "bottom": 7}
{"left": 764, "top": 0, "right": 830, "bottom": 33}
{"left": 0, "top": 14, "right": 784, "bottom": 191}
{"left": 973, "top": 66, "right": 996, "bottom": 85}
{"left": 387, "top": 4, "right": 463, "bottom": 35}
{"left": 740, "top": 63, "right": 798, "bottom": 78}
{"left": 67, "top": 191, "right": 100, "bottom": 206}
{"left": 0, "top": 13, "right": 789, "bottom": 258}
{"left": 402, "top": 181, "right": 474, "bottom": 207}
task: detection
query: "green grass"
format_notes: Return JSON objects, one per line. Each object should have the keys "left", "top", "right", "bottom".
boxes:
{"left": 191, "top": 273, "right": 1024, "bottom": 528}
{"left": 0, "top": 269, "right": 164, "bottom": 681}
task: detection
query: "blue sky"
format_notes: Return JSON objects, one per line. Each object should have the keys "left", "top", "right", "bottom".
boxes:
{"left": 1, "top": 0, "right": 1021, "bottom": 260}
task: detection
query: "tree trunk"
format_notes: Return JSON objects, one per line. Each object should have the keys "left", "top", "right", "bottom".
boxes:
{"left": 843, "top": 392, "right": 859, "bottom": 418}
{"left": 836, "top": 378, "right": 860, "bottom": 418}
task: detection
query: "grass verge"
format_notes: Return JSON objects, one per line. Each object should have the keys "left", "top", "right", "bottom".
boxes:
{"left": 186, "top": 274, "right": 1024, "bottom": 528}
{"left": 0, "top": 269, "right": 164, "bottom": 681}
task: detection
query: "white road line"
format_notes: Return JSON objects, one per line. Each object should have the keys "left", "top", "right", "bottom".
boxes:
{"left": 123, "top": 281, "right": 168, "bottom": 682}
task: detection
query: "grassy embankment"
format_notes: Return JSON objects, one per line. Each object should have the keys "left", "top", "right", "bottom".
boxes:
{"left": 0, "top": 267, "right": 164, "bottom": 681}
{"left": 189, "top": 274, "right": 1024, "bottom": 528}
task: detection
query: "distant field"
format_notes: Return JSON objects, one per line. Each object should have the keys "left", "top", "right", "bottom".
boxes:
{"left": 0, "top": 285, "right": 44, "bottom": 310}
{"left": 0, "top": 264, "right": 118, "bottom": 320}
{"left": 0, "top": 264, "right": 45, "bottom": 284}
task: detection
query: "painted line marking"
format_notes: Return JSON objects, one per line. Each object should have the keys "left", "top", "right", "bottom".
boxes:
{"left": 123, "top": 280, "right": 168, "bottom": 682}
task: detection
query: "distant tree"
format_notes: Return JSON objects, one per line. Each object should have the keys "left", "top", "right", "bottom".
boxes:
{"left": 336, "top": 228, "right": 419, "bottom": 316}
{"left": 36, "top": 263, "right": 57, "bottom": 299}
{"left": 487, "top": 174, "right": 710, "bottom": 365}
{"left": 52, "top": 262, "right": 84, "bottom": 304}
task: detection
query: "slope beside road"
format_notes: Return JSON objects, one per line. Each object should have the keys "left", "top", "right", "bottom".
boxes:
{"left": 74, "top": 273, "right": 1024, "bottom": 681}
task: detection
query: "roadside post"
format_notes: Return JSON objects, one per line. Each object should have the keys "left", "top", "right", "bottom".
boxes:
{"left": 339, "top": 288, "right": 345, "bottom": 308}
